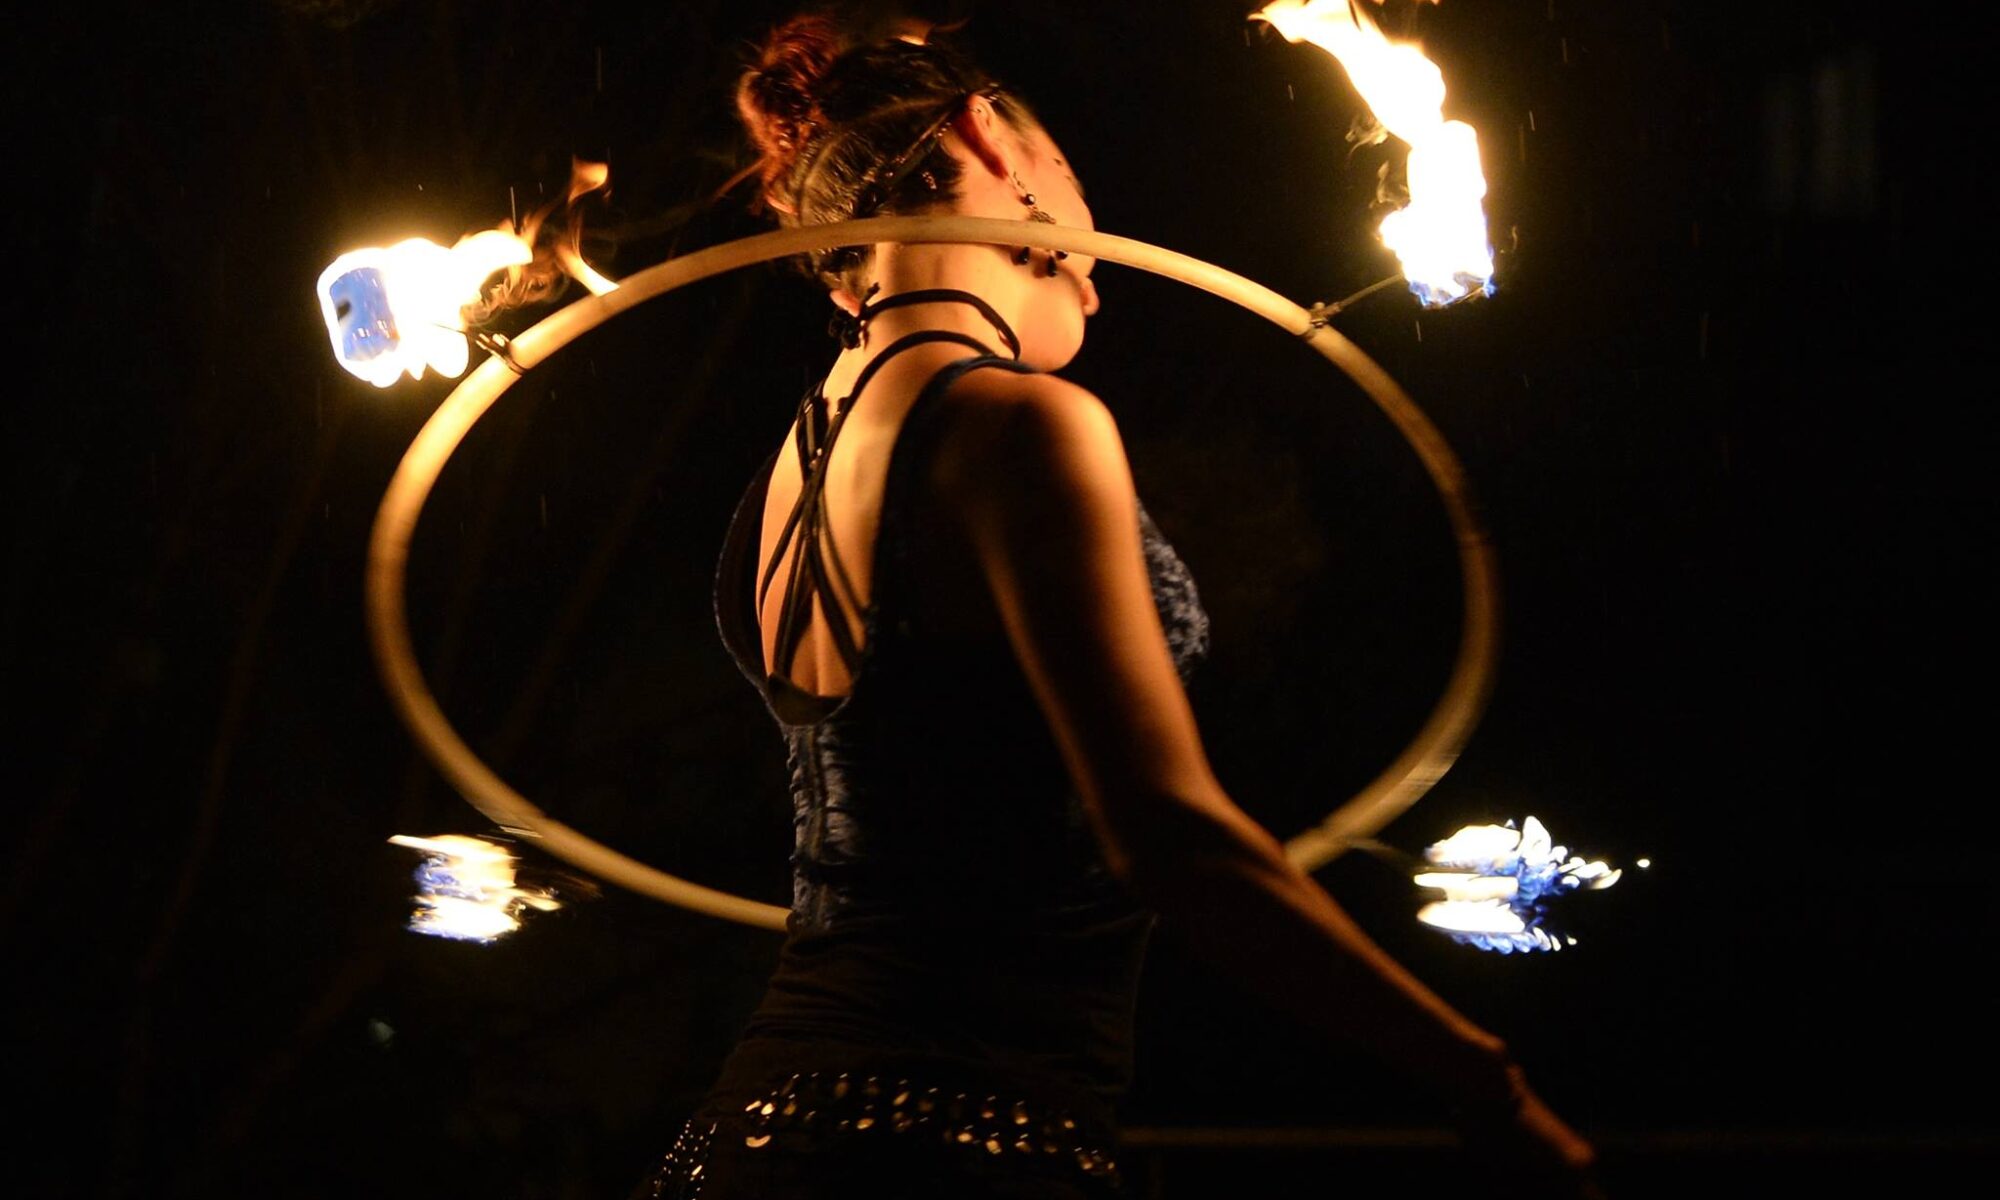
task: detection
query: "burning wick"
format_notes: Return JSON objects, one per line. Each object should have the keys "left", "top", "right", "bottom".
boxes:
{"left": 1255, "top": 0, "right": 1497, "bottom": 306}
{"left": 317, "top": 231, "right": 535, "bottom": 388}
{"left": 318, "top": 160, "right": 618, "bottom": 388}
{"left": 388, "top": 834, "right": 561, "bottom": 943}
{"left": 1414, "top": 816, "right": 1619, "bottom": 954}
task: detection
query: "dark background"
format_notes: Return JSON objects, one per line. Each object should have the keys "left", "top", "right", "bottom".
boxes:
{"left": 11, "top": 0, "right": 1991, "bottom": 1195}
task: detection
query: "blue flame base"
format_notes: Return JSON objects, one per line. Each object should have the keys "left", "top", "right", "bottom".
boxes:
{"left": 1408, "top": 270, "right": 1497, "bottom": 309}
{"left": 328, "top": 267, "right": 401, "bottom": 363}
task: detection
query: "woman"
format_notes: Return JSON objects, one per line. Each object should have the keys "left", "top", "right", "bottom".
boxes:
{"left": 642, "top": 15, "right": 1598, "bottom": 1198}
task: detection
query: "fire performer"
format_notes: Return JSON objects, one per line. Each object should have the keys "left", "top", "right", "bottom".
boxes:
{"left": 641, "top": 13, "right": 1597, "bottom": 1197}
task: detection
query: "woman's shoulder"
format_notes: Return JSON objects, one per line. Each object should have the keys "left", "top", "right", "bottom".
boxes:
{"left": 924, "top": 366, "right": 1131, "bottom": 508}
{"left": 936, "top": 364, "right": 1111, "bottom": 429}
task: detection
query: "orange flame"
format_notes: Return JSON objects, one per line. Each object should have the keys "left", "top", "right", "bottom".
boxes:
{"left": 567, "top": 157, "right": 610, "bottom": 204}
{"left": 552, "top": 158, "right": 619, "bottom": 296}
{"left": 1256, "top": 0, "right": 1495, "bottom": 305}
{"left": 317, "top": 160, "right": 620, "bottom": 388}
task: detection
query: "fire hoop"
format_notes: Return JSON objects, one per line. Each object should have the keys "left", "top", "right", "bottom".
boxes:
{"left": 365, "top": 214, "right": 1500, "bottom": 932}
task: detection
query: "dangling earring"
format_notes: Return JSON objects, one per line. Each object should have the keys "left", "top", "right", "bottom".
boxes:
{"left": 1012, "top": 171, "right": 1055, "bottom": 225}
{"left": 1013, "top": 171, "right": 1066, "bottom": 275}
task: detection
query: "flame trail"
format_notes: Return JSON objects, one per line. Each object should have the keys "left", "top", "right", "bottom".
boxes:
{"left": 389, "top": 834, "right": 560, "bottom": 943}
{"left": 1414, "top": 816, "right": 1619, "bottom": 953}
{"left": 1256, "top": 0, "right": 1496, "bottom": 305}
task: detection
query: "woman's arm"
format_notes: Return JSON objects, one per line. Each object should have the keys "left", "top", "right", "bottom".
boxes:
{"left": 930, "top": 371, "right": 1596, "bottom": 1186}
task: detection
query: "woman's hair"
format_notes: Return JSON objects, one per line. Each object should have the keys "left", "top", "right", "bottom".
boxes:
{"left": 735, "top": 14, "right": 1037, "bottom": 288}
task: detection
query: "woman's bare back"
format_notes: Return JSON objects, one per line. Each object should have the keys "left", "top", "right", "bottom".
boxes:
{"left": 754, "top": 344, "right": 1010, "bottom": 699}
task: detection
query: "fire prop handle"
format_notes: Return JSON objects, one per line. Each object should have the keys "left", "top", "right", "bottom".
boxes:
{"left": 365, "top": 214, "right": 1501, "bottom": 931}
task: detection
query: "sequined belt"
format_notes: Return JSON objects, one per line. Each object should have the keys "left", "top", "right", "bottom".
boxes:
{"left": 647, "top": 1068, "right": 1122, "bottom": 1196}
{"left": 743, "top": 1069, "right": 1118, "bottom": 1172}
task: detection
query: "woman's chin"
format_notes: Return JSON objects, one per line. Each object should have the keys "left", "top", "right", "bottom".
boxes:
{"left": 1026, "top": 346, "right": 1080, "bottom": 373}
{"left": 1023, "top": 325, "right": 1086, "bottom": 373}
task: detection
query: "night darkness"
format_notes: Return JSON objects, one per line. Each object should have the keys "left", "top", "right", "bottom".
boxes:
{"left": 12, "top": 1, "right": 1993, "bottom": 1196}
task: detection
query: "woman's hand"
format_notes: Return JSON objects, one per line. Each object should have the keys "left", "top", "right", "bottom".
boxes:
{"left": 1455, "top": 1060, "right": 1604, "bottom": 1199}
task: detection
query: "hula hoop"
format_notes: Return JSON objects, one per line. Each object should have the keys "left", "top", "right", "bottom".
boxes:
{"left": 365, "top": 215, "right": 1499, "bottom": 932}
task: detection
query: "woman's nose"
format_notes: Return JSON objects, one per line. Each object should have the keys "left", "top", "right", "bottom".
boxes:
{"left": 1079, "top": 276, "right": 1100, "bottom": 318}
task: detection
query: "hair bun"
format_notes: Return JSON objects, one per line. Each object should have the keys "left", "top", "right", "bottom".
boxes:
{"left": 738, "top": 15, "right": 848, "bottom": 198}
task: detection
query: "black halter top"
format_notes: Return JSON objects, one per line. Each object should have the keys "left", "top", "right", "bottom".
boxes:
{"left": 706, "top": 291, "right": 1211, "bottom": 1113}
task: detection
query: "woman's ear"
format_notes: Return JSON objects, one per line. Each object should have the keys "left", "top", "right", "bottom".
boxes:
{"left": 949, "top": 97, "right": 1016, "bottom": 182}
{"left": 828, "top": 287, "right": 863, "bottom": 317}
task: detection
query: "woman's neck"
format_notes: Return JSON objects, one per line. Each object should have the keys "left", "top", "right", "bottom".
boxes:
{"left": 822, "top": 242, "right": 1032, "bottom": 395}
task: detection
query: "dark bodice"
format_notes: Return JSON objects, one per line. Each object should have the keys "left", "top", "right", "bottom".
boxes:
{"left": 706, "top": 355, "right": 1209, "bottom": 1113}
